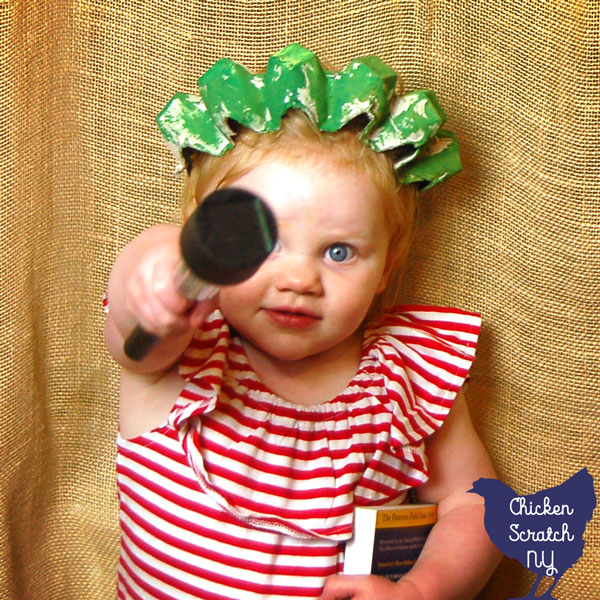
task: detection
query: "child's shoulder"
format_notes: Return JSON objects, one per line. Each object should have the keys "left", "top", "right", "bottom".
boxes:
{"left": 370, "top": 304, "right": 481, "bottom": 329}
{"left": 366, "top": 304, "right": 481, "bottom": 351}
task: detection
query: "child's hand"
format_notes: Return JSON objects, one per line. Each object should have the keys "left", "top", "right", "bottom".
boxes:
{"left": 123, "top": 226, "right": 217, "bottom": 338}
{"left": 319, "top": 574, "right": 424, "bottom": 600}
{"left": 125, "top": 234, "right": 196, "bottom": 338}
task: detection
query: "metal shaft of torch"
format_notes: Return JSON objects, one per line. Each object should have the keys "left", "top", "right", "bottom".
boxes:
{"left": 123, "top": 188, "right": 277, "bottom": 361}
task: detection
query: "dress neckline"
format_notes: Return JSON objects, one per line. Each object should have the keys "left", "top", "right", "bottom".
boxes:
{"left": 227, "top": 331, "right": 382, "bottom": 415}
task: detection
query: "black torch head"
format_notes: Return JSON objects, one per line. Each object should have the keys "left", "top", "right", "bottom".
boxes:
{"left": 180, "top": 188, "right": 278, "bottom": 285}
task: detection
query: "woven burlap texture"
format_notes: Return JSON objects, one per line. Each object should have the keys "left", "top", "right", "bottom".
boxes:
{"left": 1, "top": 1, "right": 598, "bottom": 599}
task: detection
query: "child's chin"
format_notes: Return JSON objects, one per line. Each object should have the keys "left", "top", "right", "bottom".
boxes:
{"left": 252, "top": 339, "right": 324, "bottom": 363}
{"left": 267, "top": 346, "right": 318, "bottom": 362}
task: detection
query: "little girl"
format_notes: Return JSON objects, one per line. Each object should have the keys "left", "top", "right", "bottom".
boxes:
{"left": 105, "top": 44, "right": 500, "bottom": 600}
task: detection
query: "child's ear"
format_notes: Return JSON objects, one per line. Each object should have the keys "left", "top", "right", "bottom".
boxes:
{"left": 376, "top": 266, "right": 392, "bottom": 295}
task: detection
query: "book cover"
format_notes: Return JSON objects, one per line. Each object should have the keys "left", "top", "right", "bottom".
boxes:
{"left": 343, "top": 503, "right": 437, "bottom": 581}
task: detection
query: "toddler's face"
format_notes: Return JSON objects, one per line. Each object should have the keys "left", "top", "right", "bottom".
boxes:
{"left": 218, "top": 158, "right": 391, "bottom": 363}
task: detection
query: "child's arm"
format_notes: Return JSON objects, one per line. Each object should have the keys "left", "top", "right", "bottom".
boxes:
{"left": 320, "top": 390, "right": 501, "bottom": 600}
{"left": 104, "top": 224, "right": 216, "bottom": 374}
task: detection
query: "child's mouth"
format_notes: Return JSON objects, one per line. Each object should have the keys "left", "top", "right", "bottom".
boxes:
{"left": 263, "top": 307, "right": 321, "bottom": 329}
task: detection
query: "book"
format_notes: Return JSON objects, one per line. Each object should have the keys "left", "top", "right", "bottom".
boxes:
{"left": 343, "top": 503, "right": 437, "bottom": 581}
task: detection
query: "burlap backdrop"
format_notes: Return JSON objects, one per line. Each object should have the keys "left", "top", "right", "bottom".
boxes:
{"left": 1, "top": 1, "right": 598, "bottom": 598}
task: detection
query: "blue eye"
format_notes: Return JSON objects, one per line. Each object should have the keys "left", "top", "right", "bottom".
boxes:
{"left": 325, "top": 243, "right": 354, "bottom": 263}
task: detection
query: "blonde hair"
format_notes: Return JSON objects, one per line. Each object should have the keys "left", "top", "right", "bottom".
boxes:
{"left": 182, "top": 110, "right": 416, "bottom": 317}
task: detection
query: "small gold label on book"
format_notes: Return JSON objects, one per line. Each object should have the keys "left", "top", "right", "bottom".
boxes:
{"left": 375, "top": 505, "right": 437, "bottom": 529}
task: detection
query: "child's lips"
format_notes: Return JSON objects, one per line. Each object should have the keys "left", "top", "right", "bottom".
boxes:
{"left": 262, "top": 306, "right": 321, "bottom": 329}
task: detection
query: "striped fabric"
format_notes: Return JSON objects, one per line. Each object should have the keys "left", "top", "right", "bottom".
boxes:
{"left": 116, "top": 305, "right": 481, "bottom": 599}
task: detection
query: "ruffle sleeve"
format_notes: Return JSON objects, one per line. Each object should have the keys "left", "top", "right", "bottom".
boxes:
{"left": 351, "top": 305, "right": 481, "bottom": 501}
{"left": 364, "top": 305, "right": 481, "bottom": 440}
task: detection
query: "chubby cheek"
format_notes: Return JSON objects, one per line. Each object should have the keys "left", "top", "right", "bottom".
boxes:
{"left": 218, "top": 279, "right": 263, "bottom": 327}
{"left": 341, "top": 293, "right": 377, "bottom": 330}
{"left": 345, "top": 263, "right": 390, "bottom": 322}
{"left": 218, "top": 286, "right": 247, "bottom": 315}
{"left": 328, "top": 279, "right": 380, "bottom": 329}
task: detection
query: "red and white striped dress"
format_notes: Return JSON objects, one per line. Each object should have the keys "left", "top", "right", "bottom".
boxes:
{"left": 116, "top": 305, "right": 481, "bottom": 599}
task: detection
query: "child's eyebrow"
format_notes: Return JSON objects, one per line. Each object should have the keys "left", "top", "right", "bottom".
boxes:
{"left": 326, "top": 226, "right": 378, "bottom": 240}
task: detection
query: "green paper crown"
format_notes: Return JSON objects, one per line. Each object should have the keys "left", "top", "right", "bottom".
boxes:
{"left": 157, "top": 43, "right": 461, "bottom": 190}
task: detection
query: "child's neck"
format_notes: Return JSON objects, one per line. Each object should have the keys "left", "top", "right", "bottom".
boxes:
{"left": 242, "top": 331, "right": 363, "bottom": 406}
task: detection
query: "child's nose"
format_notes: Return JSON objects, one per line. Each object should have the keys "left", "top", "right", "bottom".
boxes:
{"left": 274, "top": 256, "right": 323, "bottom": 295}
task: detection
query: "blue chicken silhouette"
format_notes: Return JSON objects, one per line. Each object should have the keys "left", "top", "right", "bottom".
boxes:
{"left": 469, "top": 468, "right": 596, "bottom": 600}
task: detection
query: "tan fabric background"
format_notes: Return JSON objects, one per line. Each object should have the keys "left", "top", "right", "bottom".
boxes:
{"left": 1, "top": 1, "right": 598, "bottom": 598}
